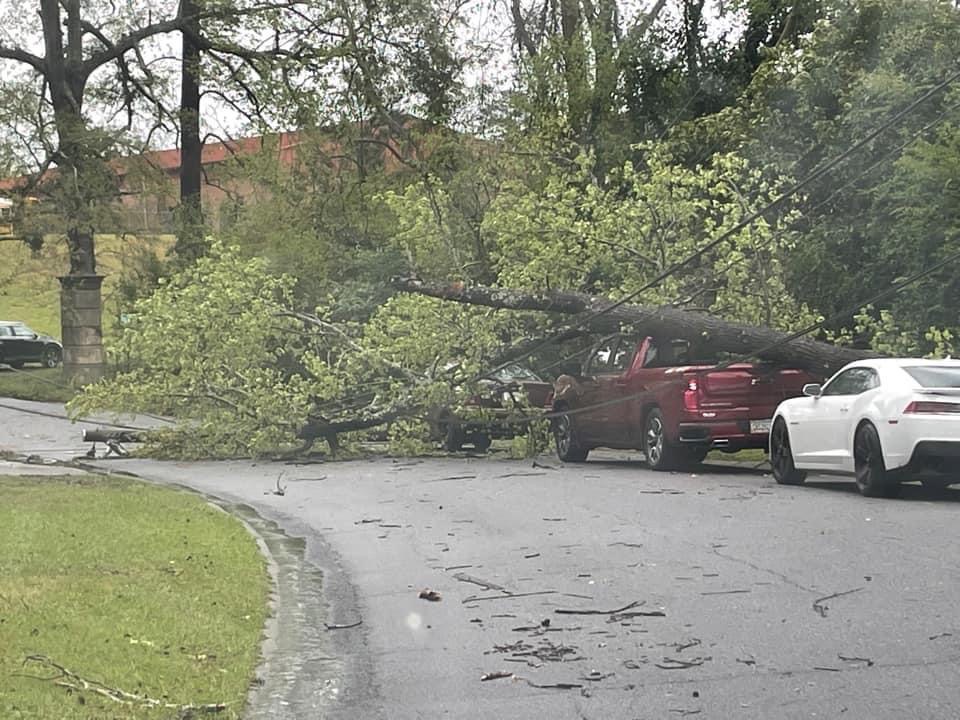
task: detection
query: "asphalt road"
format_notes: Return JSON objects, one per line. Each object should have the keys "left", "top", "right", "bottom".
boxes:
{"left": 4, "top": 398, "right": 960, "bottom": 719}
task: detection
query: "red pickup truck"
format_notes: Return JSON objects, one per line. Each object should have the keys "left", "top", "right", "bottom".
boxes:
{"left": 550, "top": 335, "right": 818, "bottom": 470}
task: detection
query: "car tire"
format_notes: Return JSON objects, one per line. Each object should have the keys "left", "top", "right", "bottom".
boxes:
{"left": 553, "top": 405, "right": 589, "bottom": 463}
{"left": 643, "top": 407, "right": 681, "bottom": 471}
{"left": 770, "top": 418, "right": 807, "bottom": 485}
{"left": 437, "top": 414, "right": 464, "bottom": 452}
{"left": 472, "top": 433, "right": 492, "bottom": 453}
{"left": 679, "top": 447, "right": 708, "bottom": 467}
{"left": 854, "top": 423, "right": 900, "bottom": 498}
{"left": 42, "top": 347, "right": 61, "bottom": 369}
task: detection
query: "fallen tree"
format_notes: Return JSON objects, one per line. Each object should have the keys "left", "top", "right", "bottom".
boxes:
{"left": 392, "top": 278, "right": 877, "bottom": 376}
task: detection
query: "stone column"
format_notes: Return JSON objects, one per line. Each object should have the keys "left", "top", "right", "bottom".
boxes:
{"left": 58, "top": 274, "right": 106, "bottom": 384}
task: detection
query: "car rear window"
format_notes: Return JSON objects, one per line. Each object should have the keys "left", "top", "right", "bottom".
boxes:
{"left": 903, "top": 366, "right": 960, "bottom": 388}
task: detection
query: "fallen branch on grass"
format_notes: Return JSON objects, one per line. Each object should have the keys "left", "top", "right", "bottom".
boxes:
{"left": 21, "top": 655, "right": 228, "bottom": 713}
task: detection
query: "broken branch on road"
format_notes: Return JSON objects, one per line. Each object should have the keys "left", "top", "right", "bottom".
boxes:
{"left": 555, "top": 600, "right": 663, "bottom": 616}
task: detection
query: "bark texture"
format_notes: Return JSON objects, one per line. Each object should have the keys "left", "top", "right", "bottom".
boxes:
{"left": 392, "top": 278, "right": 877, "bottom": 375}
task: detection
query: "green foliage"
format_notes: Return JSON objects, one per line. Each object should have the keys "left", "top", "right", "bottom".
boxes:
{"left": 833, "top": 305, "right": 957, "bottom": 358}
{"left": 69, "top": 242, "right": 339, "bottom": 457}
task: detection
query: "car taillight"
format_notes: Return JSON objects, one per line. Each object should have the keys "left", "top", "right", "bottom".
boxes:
{"left": 683, "top": 378, "right": 699, "bottom": 411}
{"left": 545, "top": 390, "right": 554, "bottom": 408}
{"left": 903, "top": 401, "right": 960, "bottom": 414}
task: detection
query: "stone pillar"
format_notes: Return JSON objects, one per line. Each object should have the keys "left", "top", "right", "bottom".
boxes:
{"left": 59, "top": 274, "right": 106, "bottom": 384}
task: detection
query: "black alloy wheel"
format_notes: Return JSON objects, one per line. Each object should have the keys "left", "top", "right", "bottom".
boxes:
{"left": 770, "top": 418, "right": 807, "bottom": 485}
{"left": 854, "top": 423, "right": 900, "bottom": 498}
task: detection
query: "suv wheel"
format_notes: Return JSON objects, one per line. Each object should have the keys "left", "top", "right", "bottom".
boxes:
{"left": 770, "top": 418, "right": 807, "bottom": 485}
{"left": 554, "top": 407, "right": 588, "bottom": 463}
{"left": 854, "top": 423, "right": 900, "bottom": 498}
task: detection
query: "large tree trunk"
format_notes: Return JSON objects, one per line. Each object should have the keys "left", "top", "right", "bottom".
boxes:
{"left": 392, "top": 279, "right": 876, "bottom": 375}
{"left": 176, "top": 0, "right": 205, "bottom": 260}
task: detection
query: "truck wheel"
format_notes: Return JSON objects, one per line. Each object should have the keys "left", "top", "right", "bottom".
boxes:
{"left": 643, "top": 407, "right": 680, "bottom": 471}
{"left": 680, "top": 447, "right": 708, "bottom": 467}
{"left": 554, "top": 406, "right": 589, "bottom": 463}
{"left": 770, "top": 418, "right": 806, "bottom": 485}
{"left": 854, "top": 423, "right": 900, "bottom": 498}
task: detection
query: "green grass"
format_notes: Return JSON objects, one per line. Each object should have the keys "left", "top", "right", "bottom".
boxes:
{"left": 0, "top": 368, "right": 76, "bottom": 403}
{"left": 0, "top": 234, "right": 174, "bottom": 338}
{"left": 708, "top": 448, "right": 768, "bottom": 464}
{"left": 0, "top": 474, "right": 270, "bottom": 719}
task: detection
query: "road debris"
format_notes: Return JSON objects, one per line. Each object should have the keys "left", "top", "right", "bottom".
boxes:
{"left": 354, "top": 517, "right": 382, "bottom": 525}
{"left": 418, "top": 589, "right": 442, "bottom": 602}
{"left": 424, "top": 475, "right": 476, "bottom": 483}
{"left": 463, "top": 590, "right": 556, "bottom": 604}
{"left": 608, "top": 542, "right": 644, "bottom": 548}
{"left": 700, "top": 589, "right": 751, "bottom": 596}
{"left": 581, "top": 670, "right": 614, "bottom": 681}
{"left": 812, "top": 587, "right": 864, "bottom": 618}
{"left": 532, "top": 461, "right": 557, "bottom": 470}
{"left": 524, "top": 553, "right": 541, "bottom": 559}
{"left": 324, "top": 620, "right": 362, "bottom": 630}
{"left": 655, "top": 656, "right": 711, "bottom": 670}
{"left": 555, "top": 600, "right": 663, "bottom": 616}
{"left": 265, "top": 473, "right": 287, "bottom": 496}
{"left": 497, "top": 472, "right": 547, "bottom": 479}
{"left": 453, "top": 572, "right": 509, "bottom": 592}
{"left": 838, "top": 654, "right": 874, "bottom": 666}
{"left": 542, "top": 517, "right": 566, "bottom": 522}
{"left": 480, "top": 671, "right": 514, "bottom": 682}
{"left": 930, "top": 632, "right": 953, "bottom": 640}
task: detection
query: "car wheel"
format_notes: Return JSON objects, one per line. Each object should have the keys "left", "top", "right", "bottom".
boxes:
{"left": 441, "top": 420, "right": 465, "bottom": 452}
{"left": 770, "top": 418, "right": 807, "bottom": 485}
{"left": 42, "top": 347, "right": 61, "bottom": 368}
{"left": 553, "top": 406, "right": 588, "bottom": 463}
{"left": 854, "top": 423, "right": 900, "bottom": 498}
{"left": 643, "top": 407, "right": 680, "bottom": 471}
{"left": 472, "top": 433, "right": 492, "bottom": 453}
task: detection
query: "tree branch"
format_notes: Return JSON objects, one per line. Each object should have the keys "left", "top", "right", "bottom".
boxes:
{"left": 0, "top": 46, "right": 45, "bottom": 73}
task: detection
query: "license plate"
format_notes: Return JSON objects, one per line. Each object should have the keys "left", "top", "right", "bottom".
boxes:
{"left": 750, "top": 419, "right": 772, "bottom": 435}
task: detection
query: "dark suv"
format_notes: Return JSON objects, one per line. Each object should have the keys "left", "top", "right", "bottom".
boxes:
{"left": 0, "top": 321, "right": 62, "bottom": 368}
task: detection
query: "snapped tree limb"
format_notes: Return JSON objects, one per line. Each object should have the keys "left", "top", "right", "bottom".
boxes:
{"left": 392, "top": 278, "right": 876, "bottom": 375}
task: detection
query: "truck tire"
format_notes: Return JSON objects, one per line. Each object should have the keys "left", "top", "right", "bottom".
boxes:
{"left": 643, "top": 407, "right": 681, "bottom": 471}
{"left": 553, "top": 405, "right": 589, "bottom": 463}
{"left": 472, "top": 433, "right": 492, "bottom": 453}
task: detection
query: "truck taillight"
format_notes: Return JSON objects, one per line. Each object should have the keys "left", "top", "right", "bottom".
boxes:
{"left": 904, "top": 401, "right": 960, "bottom": 414}
{"left": 683, "top": 379, "right": 699, "bottom": 411}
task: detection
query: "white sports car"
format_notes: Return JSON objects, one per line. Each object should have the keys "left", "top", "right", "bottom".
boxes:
{"left": 769, "top": 359, "right": 960, "bottom": 497}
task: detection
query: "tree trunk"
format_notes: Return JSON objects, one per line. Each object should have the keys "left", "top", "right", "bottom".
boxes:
{"left": 392, "top": 279, "right": 876, "bottom": 375}
{"left": 176, "top": 0, "right": 205, "bottom": 260}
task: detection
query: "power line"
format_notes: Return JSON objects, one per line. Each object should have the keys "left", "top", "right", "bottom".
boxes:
{"left": 477, "top": 67, "right": 960, "bottom": 380}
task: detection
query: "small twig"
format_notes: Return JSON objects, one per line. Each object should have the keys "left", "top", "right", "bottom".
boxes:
{"left": 812, "top": 587, "right": 864, "bottom": 618}
{"left": 463, "top": 591, "right": 556, "bottom": 604}
{"left": 22, "top": 655, "right": 227, "bottom": 712}
{"left": 265, "top": 472, "right": 286, "bottom": 496}
{"left": 453, "top": 573, "right": 509, "bottom": 592}
{"left": 655, "top": 656, "right": 710, "bottom": 670}
{"left": 700, "top": 589, "right": 751, "bottom": 596}
{"left": 555, "top": 600, "right": 649, "bottom": 616}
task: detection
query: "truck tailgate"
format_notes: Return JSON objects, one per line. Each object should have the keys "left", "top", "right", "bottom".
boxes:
{"left": 699, "top": 365, "right": 809, "bottom": 409}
